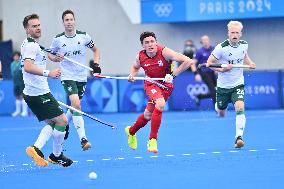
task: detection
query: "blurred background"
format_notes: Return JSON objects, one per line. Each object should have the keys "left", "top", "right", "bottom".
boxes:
{"left": 0, "top": 0, "right": 284, "bottom": 115}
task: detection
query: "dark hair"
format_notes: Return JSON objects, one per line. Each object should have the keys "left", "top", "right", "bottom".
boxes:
{"left": 185, "top": 39, "right": 194, "bottom": 44}
{"left": 140, "top": 31, "right": 156, "bottom": 44}
{"left": 62, "top": 9, "right": 75, "bottom": 20}
{"left": 13, "top": 51, "right": 21, "bottom": 57}
{"left": 23, "top": 14, "right": 39, "bottom": 28}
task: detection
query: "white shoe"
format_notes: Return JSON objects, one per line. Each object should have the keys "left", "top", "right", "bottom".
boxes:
{"left": 12, "top": 111, "right": 20, "bottom": 117}
{"left": 21, "top": 111, "right": 28, "bottom": 117}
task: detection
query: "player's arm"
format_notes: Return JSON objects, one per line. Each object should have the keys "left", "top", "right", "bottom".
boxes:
{"left": 85, "top": 34, "right": 101, "bottom": 74}
{"left": 89, "top": 44, "right": 101, "bottom": 74}
{"left": 244, "top": 54, "right": 256, "bottom": 69}
{"left": 91, "top": 44, "right": 100, "bottom": 65}
{"left": 24, "top": 59, "right": 61, "bottom": 78}
{"left": 206, "top": 55, "right": 232, "bottom": 73}
{"left": 47, "top": 53, "right": 64, "bottom": 62}
{"left": 128, "top": 54, "right": 141, "bottom": 82}
{"left": 163, "top": 47, "right": 194, "bottom": 77}
{"left": 47, "top": 38, "right": 64, "bottom": 62}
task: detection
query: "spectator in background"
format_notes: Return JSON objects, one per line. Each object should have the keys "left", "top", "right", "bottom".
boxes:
{"left": 192, "top": 35, "right": 216, "bottom": 106}
{"left": 183, "top": 39, "right": 196, "bottom": 59}
{"left": 10, "top": 51, "right": 28, "bottom": 117}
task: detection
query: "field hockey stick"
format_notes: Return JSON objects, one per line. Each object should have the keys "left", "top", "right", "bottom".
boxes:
{"left": 40, "top": 45, "right": 93, "bottom": 72}
{"left": 94, "top": 75, "right": 168, "bottom": 89}
{"left": 198, "top": 63, "right": 251, "bottom": 69}
{"left": 57, "top": 101, "right": 116, "bottom": 129}
{"left": 93, "top": 75, "right": 164, "bottom": 81}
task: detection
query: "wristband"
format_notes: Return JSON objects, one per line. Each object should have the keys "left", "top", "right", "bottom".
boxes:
{"left": 42, "top": 70, "right": 50, "bottom": 77}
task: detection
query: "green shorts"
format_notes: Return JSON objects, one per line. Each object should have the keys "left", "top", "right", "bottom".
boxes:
{"left": 61, "top": 80, "right": 86, "bottom": 99}
{"left": 23, "top": 92, "right": 63, "bottom": 121}
{"left": 216, "top": 84, "right": 245, "bottom": 110}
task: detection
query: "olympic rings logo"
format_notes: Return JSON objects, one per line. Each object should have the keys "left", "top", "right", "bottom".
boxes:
{"left": 153, "top": 3, "right": 173, "bottom": 17}
{"left": 186, "top": 84, "right": 208, "bottom": 99}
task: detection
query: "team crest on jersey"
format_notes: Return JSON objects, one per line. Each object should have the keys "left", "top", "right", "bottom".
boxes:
{"left": 158, "top": 60, "right": 163, "bottom": 67}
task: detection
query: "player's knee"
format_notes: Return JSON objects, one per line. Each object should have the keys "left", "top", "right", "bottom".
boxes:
{"left": 71, "top": 101, "right": 81, "bottom": 110}
{"left": 236, "top": 107, "right": 244, "bottom": 113}
{"left": 234, "top": 101, "right": 244, "bottom": 112}
{"left": 155, "top": 98, "right": 165, "bottom": 110}
{"left": 144, "top": 110, "right": 152, "bottom": 120}
{"left": 59, "top": 115, "right": 68, "bottom": 126}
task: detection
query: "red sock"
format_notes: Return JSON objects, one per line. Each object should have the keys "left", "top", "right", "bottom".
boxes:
{"left": 129, "top": 114, "right": 149, "bottom": 135}
{"left": 149, "top": 108, "right": 163, "bottom": 139}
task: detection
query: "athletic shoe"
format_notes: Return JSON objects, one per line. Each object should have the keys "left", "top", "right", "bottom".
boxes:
{"left": 48, "top": 152, "right": 73, "bottom": 167}
{"left": 64, "top": 124, "right": 70, "bottom": 140}
{"left": 234, "top": 136, "right": 245, "bottom": 148}
{"left": 125, "top": 126, "right": 137, "bottom": 150}
{"left": 147, "top": 138, "right": 158, "bottom": 153}
{"left": 81, "top": 138, "right": 91, "bottom": 151}
{"left": 26, "top": 146, "right": 48, "bottom": 167}
{"left": 11, "top": 111, "right": 20, "bottom": 117}
{"left": 20, "top": 111, "right": 28, "bottom": 117}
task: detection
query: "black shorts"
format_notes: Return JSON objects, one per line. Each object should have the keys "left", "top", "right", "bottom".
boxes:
{"left": 23, "top": 92, "right": 63, "bottom": 121}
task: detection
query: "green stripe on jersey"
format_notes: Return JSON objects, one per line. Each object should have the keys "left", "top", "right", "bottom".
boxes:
{"left": 221, "top": 40, "right": 230, "bottom": 48}
{"left": 76, "top": 30, "right": 86, "bottom": 35}
{"left": 238, "top": 40, "right": 248, "bottom": 45}
{"left": 27, "top": 37, "right": 36, "bottom": 43}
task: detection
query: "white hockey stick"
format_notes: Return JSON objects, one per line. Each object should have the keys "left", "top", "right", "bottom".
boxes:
{"left": 94, "top": 74, "right": 164, "bottom": 81}
{"left": 40, "top": 45, "right": 93, "bottom": 72}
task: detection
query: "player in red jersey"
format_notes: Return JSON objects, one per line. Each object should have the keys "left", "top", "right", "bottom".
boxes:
{"left": 125, "top": 31, "right": 195, "bottom": 153}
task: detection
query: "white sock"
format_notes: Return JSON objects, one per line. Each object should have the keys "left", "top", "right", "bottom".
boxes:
{"left": 72, "top": 113, "right": 86, "bottom": 140}
{"left": 34, "top": 125, "right": 53, "bottom": 150}
{"left": 215, "top": 102, "right": 220, "bottom": 116}
{"left": 52, "top": 126, "right": 66, "bottom": 157}
{"left": 15, "top": 99, "right": 21, "bottom": 113}
{"left": 236, "top": 113, "right": 246, "bottom": 138}
{"left": 21, "top": 99, "right": 28, "bottom": 115}
{"left": 66, "top": 109, "right": 72, "bottom": 124}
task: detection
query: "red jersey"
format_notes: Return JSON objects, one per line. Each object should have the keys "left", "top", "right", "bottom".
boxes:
{"left": 138, "top": 45, "right": 172, "bottom": 78}
{"left": 138, "top": 45, "right": 173, "bottom": 101}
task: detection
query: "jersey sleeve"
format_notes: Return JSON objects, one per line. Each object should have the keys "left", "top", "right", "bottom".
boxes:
{"left": 211, "top": 44, "right": 222, "bottom": 60}
{"left": 22, "top": 43, "right": 38, "bottom": 61}
{"left": 50, "top": 38, "right": 59, "bottom": 53}
{"left": 84, "top": 33, "right": 95, "bottom": 49}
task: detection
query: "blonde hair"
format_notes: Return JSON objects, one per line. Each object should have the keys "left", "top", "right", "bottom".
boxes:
{"left": 227, "top": 21, "right": 243, "bottom": 31}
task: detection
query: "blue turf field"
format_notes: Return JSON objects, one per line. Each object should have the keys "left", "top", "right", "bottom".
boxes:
{"left": 1, "top": 110, "right": 284, "bottom": 189}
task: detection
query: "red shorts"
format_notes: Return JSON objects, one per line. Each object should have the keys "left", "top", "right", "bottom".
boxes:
{"left": 144, "top": 82, "right": 173, "bottom": 112}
